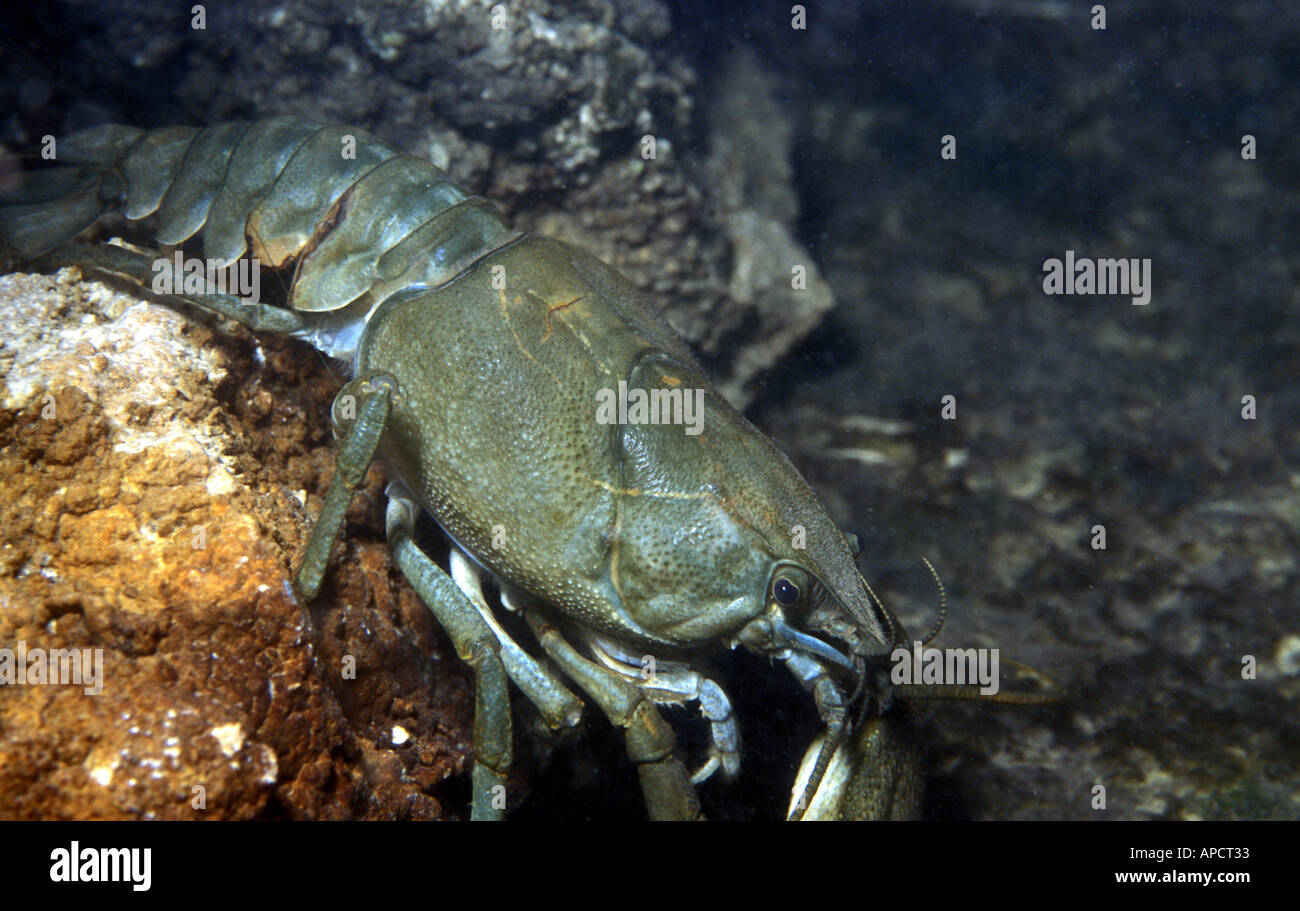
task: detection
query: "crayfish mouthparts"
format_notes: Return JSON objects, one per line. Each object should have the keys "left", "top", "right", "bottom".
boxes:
{"left": 771, "top": 619, "right": 857, "bottom": 672}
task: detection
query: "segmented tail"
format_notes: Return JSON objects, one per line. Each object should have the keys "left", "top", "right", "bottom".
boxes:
{"left": 0, "top": 125, "right": 144, "bottom": 268}
{"left": 0, "top": 119, "right": 519, "bottom": 314}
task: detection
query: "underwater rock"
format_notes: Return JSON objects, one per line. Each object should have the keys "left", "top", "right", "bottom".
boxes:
{"left": 0, "top": 269, "right": 478, "bottom": 819}
{"left": 1, "top": 0, "right": 833, "bottom": 407}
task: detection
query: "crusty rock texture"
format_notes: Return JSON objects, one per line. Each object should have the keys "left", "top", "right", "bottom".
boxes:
{"left": 0, "top": 269, "right": 480, "bottom": 819}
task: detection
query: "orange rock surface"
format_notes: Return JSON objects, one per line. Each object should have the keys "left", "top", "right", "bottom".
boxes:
{"left": 0, "top": 269, "right": 479, "bottom": 819}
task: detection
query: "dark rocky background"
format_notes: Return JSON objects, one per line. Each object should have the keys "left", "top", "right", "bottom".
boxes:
{"left": 0, "top": 0, "right": 1296, "bottom": 820}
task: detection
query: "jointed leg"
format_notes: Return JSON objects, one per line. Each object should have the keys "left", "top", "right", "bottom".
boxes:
{"left": 784, "top": 651, "right": 853, "bottom": 821}
{"left": 294, "top": 371, "right": 397, "bottom": 600}
{"left": 523, "top": 610, "right": 703, "bottom": 821}
{"left": 581, "top": 631, "right": 739, "bottom": 783}
{"left": 45, "top": 241, "right": 309, "bottom": 334}
{"left": 449, "top": 550, "right": 584, "bottom": 731}
{"left": 387, "top": 488, "right": 512, "bottom": 821}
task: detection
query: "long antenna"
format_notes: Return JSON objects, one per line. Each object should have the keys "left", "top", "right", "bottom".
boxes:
{"left": 919, "top": 556, "right": 947, "bottom": 646}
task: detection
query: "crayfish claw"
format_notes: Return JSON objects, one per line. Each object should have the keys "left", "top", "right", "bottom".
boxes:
{"left": 689, "top": 753, "right": 722, "bottom": 786}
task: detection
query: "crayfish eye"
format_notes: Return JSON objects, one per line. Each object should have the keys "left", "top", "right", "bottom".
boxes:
{"left": 769, "top": 565, "right": 813, "bottom": 608}
{"left": 773, "top": 577, "right": 801, "bottom": 605}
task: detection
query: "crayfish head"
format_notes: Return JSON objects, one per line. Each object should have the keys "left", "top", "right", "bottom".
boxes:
{"left": 757, "top": 537, "right": 908, "bottom": 682}
{"left": 732, "top": 559, "right": 883, "bottom": 682}
{"left": 757, "top": 535, "right": 918, "bottom": 821}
